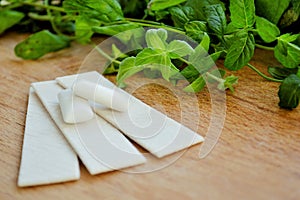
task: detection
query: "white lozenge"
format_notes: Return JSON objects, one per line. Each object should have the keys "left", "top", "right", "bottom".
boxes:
{"left": 57, "top": 89, "right": 94, "bottom": 124}
{"left": 72, "top": 80, "right": 129, "bottom": 112}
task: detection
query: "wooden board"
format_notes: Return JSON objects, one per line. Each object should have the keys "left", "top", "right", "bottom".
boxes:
{"left": 0, "top": 32, "right": 299, "bottom": 199}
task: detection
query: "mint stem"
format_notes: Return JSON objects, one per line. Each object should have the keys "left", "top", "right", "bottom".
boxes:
{"left": 28, "top": 12, "right": 53, "bottom": 21}
{"left": 125, "top": 18, "right": 163, "bottom": 26}
{"left": 247, "top": 63, "right": 282, "bottom": 82}
{"left": 93, "top": 44, "right": 121, "bottom": 65}
{"left": 28, "top": 12, "right": 72, "bottom": 21}
{"left": 178, "top": 57, "right": 225, "bottom": 84}
{"left": 205, "top": 72, "right": 224, "bottom": 83}
{"left": 103, "top": 20, "right": 185, "bottom": 35}
{"left": 1, "top": 2, "right": 22, "bottom": 10}
{"left": 23, "top": 1, "right": 65, "bottom": 12}
{"left": 178, "top": 57, "right": 191, "bottom": 65}
{"left": 128, "top": 21, "right": 185, "bottom": 35}
{"left": 45, "top": 0, "right": 63, "bottom": 36}
{"left": 255, "top": 44, "right": 275, "bottom": 51}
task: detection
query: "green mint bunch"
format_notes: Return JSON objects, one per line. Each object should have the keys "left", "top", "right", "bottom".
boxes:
{"left": 0, "top": 0, "right": 299, "bottom": 109}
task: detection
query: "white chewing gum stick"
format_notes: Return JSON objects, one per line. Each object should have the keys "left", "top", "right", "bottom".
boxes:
{"left": 56, "top": 71, "right": 204, "bottom": 158}
{"left": 31, "top": 81, "right": 146, "bottom": 175}
{"left": 72, "top": 80, "right": 129, "bottom": 112}
{"left": 57, "top": 89, "right": 94, "bottom": 124}
{"left": 18, "top": 88, "right": 80, "bottom": 187}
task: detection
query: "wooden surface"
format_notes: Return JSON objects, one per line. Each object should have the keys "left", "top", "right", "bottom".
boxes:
{"left": 0, "top": 32, "right": 299, "bottom": 200}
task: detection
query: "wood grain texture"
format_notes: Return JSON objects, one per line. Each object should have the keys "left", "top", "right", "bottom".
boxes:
{"left": 0, "top": 32, "right": 299, "bottom": 200}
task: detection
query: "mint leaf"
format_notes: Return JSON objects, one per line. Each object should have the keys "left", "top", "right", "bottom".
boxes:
{"left": 188, "top": 33, "right": 210, "bottom": 63}
{"left": 145, "top": 28, "right": 168, "bottom": 50}
{"left": 229, "top": 0, "right": 255, "bottom": 28}
{"left": 180, "top": 65, "right": 200, "bottom": 82}
{"left": 255, "top": 16, "right": 280, "bottom": 43}
{"left": 204, "top": 4, "right": 226, "bottom": 36}
{"left": 116, "top": 57, "right": 139, "bottom": 86}
{"left": 210, "top": 51, "right": 223, "bottom": 61}
{"left": 103, "top": 63, "right": 118, "bottom": 74}
{"left": 148, "top": 0, "right": 187, "bottom": 11}
{"left": 255, "top": 0, "right": 290, "bottom": 24}
{"left": 169, "top": 6, "right": 195, "bottom": 27}
{"left": 223, "top": 32, "right": 237, "bottom": 49}
{"left": 225, "top": 22, "right": 240, "bottom": 34}
{"left": 189, "top": 56, "right": 215, "bottom": 74}
{"left": 279, "top": 33, "right": 300, "bottom": 43}
{"left": 217, "top": 75, "right": 239, "bottom": 92}
{"left": 135, "top": 48, "right": 178, "bottom": 81}
{"left": 167, "top": 40, "right": 194, "bottom": 58}
{"left": 277, "top": 43, "right": 300, "bottom": 69}
{"left": 154, "top": 10, "right": 170, "bottom": 21}
{"left": 185, "top": 0, "right": 225, "bottom": 21}
{"left": 275, "top": 34, "right": 300, "bottom": 69}
{"left": 63, "top": 0, "right": 123, "bottom": 22}
{"left": 143, "top": 68, "right": 161, "bottom": 79}
{"left": 111, "top": 44, "right": 127, "bottom": 59}
{"left": 92, "top": 23, "right": 140, "bottom": 37}
{"left": 198, "top": 32, "right": 210, "bottom": 51}
{"left": 166, "top": 63, "right": 181, "bottom": 81}
{"left": 0, "top": 10, "right": 25, "bottom": 34}
{"left": 135, "top": 48, "right": 171, "bottom": 67}
{"left": 14, "top": 30, "right": 70, "bottom": 60}
{"left": 183, "top": 76, "right": 206, "bottom": 92}
{"left": 224, "top": 31, "right": 255, "bottom": 70}
{"left": 206, "top": 69, "right": 226, "bottom": 83}
{"left": 169, "top": 7, "right": 189, "bottom": 27}
{"left": 278, "top": 74, "right": 300, "bottom": 109}
{"left": 268, "top": 66, "right": 298, "bottom": 80}
{"left": 184, "top": 21, "right": 207, "bottom": 42}
{"left": 92, "top": 23, "right": 143, "bottom": 47}
{"left": 75, "top": 16, "right": 100, "bottom": 44}
{"left": 188, "top": 33, "right": 215, "bottom": 73}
